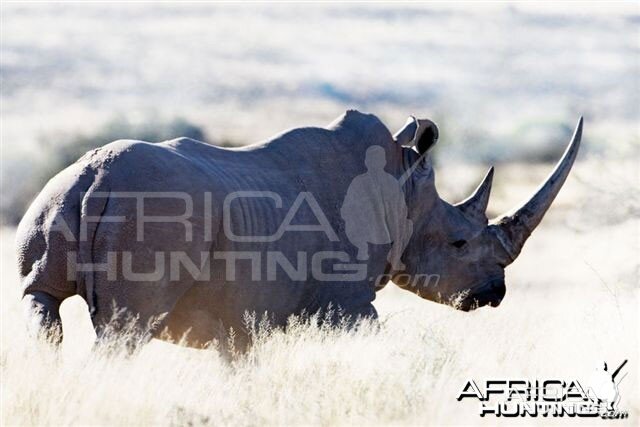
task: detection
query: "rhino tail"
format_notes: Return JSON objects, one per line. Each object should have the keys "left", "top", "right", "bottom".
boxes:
{"left": 77, "top": 178, "right": 111, "bottom": 317}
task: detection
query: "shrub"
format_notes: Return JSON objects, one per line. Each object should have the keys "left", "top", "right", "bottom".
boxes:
{"left": 1, "top": 117, "right": 230, "bottom": 225}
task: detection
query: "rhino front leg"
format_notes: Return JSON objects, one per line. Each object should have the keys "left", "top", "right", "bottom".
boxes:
{"left": 22, "top": 291, "right": 63, "bottom": 345}
{"left": 315, "top": 302, "right": 378, "bottom": 329}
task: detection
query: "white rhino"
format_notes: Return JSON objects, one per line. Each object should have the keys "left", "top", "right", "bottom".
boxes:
{"left": 17, "top": 110, "right": 582, "bottom": 350}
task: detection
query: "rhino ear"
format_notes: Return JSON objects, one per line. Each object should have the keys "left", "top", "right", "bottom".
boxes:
{"left": 415, "top": 119, "right": 439, "bottom": 155}
{"left": 394, "top": 117, "right": 439, "bottom": 155}
{"left": 393, "top": 116, "right": 418, "bottom": 146}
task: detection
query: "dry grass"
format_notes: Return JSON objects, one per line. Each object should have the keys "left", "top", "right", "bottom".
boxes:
{"left": 1, "top": 159, "right": 638, "bottom": 426}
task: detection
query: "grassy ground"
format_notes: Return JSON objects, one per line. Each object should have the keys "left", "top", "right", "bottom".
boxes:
{"left": 1, "top": 159, "right": 637, "bottom": 426}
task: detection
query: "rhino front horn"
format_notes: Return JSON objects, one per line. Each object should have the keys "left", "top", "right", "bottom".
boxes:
{"left": 493, "top": 117, "right": 583, "bottom": 262}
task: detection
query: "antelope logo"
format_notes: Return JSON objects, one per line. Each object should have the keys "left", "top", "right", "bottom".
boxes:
{"left": 589, "top": 360, "right": 628, "bottom": 412}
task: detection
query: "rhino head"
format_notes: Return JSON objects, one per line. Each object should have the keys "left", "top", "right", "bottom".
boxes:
{"left": 393, "top": 116, "right": 582, "bottom": 311}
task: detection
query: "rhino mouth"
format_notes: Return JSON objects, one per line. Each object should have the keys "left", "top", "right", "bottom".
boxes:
{"left": 457, "top": 279, "right": 506, "bottom": 312}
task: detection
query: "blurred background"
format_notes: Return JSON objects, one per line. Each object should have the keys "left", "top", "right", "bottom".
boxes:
{"left": 1, "top": 2, "right": 638, "bottom": 224}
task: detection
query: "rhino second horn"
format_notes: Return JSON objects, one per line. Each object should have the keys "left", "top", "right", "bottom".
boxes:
{"left": 455, "top": 166, "right": 494, "bottom": 223}
{"left": 493, "top": 117, "right": 583, "bottom": 261}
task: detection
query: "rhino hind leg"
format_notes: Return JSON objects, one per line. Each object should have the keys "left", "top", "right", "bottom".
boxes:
{"left": 90, "top": 279, "right": 196, "bottom": 353}
{"left": 91, "top": 298, "right": 169, "bottom": 353}
{"left": 22, "top": 291, "right": 63, "bottom": 345}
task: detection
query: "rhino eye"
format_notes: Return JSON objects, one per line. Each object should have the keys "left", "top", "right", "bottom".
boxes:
{"left": 452, "top": 239, "right": 467, "bottom": 249}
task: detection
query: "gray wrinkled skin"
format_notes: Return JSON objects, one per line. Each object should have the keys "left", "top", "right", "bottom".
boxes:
{"left": 16, "top": 110, "right": 582, "bottom": 350}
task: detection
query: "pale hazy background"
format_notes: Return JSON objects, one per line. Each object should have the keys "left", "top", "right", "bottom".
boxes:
{"left": 1, "top": 2, "right": 639, "bottom": 222}
{"left": 1, "top": 3, "right": 638, "bottom": 426}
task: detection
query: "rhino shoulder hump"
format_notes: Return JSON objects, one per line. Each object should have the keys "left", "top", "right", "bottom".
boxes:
{"left": 335, "top": 109, "right": 383, "bottom": 127}
{"left": 330, "top": 109, "right": 393, "bottom": 144}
